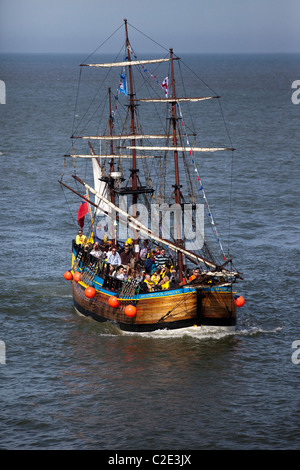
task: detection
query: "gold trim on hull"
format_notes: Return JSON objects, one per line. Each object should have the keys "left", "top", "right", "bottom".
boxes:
{"left": 71, "top": 281, "right": 236, "bottom": 331}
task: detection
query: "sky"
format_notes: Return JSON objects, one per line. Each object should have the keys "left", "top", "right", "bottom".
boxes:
{"left": 0, "top": 0, "right": 300, "bottom": 54}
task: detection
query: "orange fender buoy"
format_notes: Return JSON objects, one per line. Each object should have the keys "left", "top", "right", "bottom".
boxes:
{"left": 234, "top": 295, "right": 245, "bottom": 307}
{"left": 73, "top": 271, "right": 82, "bottom": 283}
{"left": 64, "top": 271, "right": 73, "bottom": 281}
{"left": 124, "top": 304, "right": 137, "bottom": 318}
{"left": 108, "top": 296, "right": 120, "bottom": 308}
{"left": 85, "top": 286, "right": 96, "bottom": 298}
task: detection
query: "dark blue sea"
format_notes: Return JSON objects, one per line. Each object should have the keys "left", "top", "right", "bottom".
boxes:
{"left": 0, "top": 51, "right": 299, "bottom": 453}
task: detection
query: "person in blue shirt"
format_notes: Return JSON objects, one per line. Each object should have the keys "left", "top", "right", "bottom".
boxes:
{"left": 107, "top": 247, "right": 121, "bottom": 267}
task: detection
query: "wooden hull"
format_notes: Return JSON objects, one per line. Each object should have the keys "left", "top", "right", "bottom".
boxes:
{"left": 71, "top": 277, "right": 236, "bottom": 332}
{"left": 69, "top": 243, "right": 236, "bottom": 332}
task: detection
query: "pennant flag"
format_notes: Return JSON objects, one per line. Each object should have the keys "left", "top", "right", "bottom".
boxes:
{"left": 77, "top": 197, "right": 89, "bottom": 228}
{"left": 119, "top": 74, "right": 127, "bottom": 96}
{"left": 162, "top": 76, "right": 168, "bottom": 97}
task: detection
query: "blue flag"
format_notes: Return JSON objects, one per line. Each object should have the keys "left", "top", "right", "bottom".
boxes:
{"left": 119, "top": 74, "right": 127, "bottom": 96}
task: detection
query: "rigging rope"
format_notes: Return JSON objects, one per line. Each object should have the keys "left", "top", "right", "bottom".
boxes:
{"left": 110, "top": 44, "right": 229, "bottom": 262}
{"left": 59, "top": 181, "right": 78, "bottom": 227}
{"left": 178, "top": 59, "right": 236, "bottom": 257}
{"left": 69, "top": 24, "right": 235, "bottom": 263}
{"left": 176, "top": 101, "right": 227, "bottom": 261}
{"left": 216, "top": 100, "right": 235, "bottom": 255}
{"left": 81, "top": 22, "right": 124, "bottom": 64}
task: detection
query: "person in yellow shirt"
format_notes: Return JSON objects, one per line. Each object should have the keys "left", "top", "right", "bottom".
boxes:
{"left": 76, "top": 229, "right": 88, "bottom": 246}
{"left": 143, "top": 274, "right": 155, "bottom": 292}
{"left": 159, "top": 275, "right": 170, "bottom": 290}
{"left": 151, "top": 268, "right": 161, "bottom": 286}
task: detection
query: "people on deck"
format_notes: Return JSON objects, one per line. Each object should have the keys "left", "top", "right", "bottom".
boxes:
{"left": 76, "top": 229, "right": 88, "bottom": 246}
{"left": 120, "top": 242, "right": 133, "bottom": 265}
{"left": 132, "top": 260, "right": 143, "bottom": 284}
{"left": 76, "top": 228, "right": 184, "bottom": 292}
{"left": 153, "top": 246, "right": 160, "bottom": 259}
{"left": 154, "top": 248, "right": 171, "bottom": 268}
{"left": 125, "top": 238, "right": 133, "bottom": 247}
{"left": 169, "top": 266, "right": 179, "bottom": 286}
{"left": 139, "top": 240, "right": 149, "bottom": 261}
{"left": 106, "top": 247, "right": 122, "bottom": 267}
{"left": 151, "top": 267, "right": 162, "bottom": 286}
{"left": 90, "top": 242, "right": 105, "bottom": 259}
{"left": 158, "top": 274, "right": 170, "bottom": 290}
{"left": 160, "top": 262, "right": 172, "bottom": 278}
{"left": 188, "top": 267, "right": 201, "bottom": 283}
{"left": 142, "top": 274, "right": 155, "bottom": 292}
{"left": 84, "top": 241, "right": 93, "bottom": 252}
{"left": 144, "top": 253, "right": 155, "bottom": 274}
{"left": 124, "top": 264, "right": 132, "bottom": 281}
{"left": 112, "top": 265, "right": 125, "bottom": 280}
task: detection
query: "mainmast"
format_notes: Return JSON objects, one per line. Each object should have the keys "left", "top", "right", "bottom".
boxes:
{"left": 108, "top": 86, "right": 117, "bottom": 247}
{"left": 124, "top": 18, "right": 139, "bottom": 257}
{"left": 170, "top": 48, "right": 184, "bottom": 281}
{"left": 108, "top": 87, "right": 115, "bottom": 206}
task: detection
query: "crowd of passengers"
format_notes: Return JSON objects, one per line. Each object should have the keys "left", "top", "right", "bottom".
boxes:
{"left": 75, "top": 229, "right": 202, "bottom": 293}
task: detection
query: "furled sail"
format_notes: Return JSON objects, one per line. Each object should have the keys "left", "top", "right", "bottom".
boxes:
{"left": 92, "top": 159, "right": 111, "bottom": 215}
{"left": 134, "top": 96, "right": 220, "bottom": 103}
{"left": 125, "top": 145, "right": 235, "bottom": 152}
{"left": 64, "top": 154, "right": 162, "bottom": 159}
{"left": 80, "top": 58, "right": 172, "bottom": 68}
{"left": 71, "top": 134, "right": 172, "bottom": 140}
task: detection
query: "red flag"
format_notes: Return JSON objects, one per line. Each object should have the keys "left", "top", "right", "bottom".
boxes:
{"left": 77, "top": 198, "right": 89, "bottom": 228}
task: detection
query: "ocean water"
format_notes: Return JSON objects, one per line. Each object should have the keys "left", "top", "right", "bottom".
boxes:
{"left": 0, "top": 51, "right": 299, "bottom": 451}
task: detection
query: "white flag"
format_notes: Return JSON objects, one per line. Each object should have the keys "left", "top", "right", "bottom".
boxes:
{"left": 162, "top": 76, "right": 168, "bottom": 97}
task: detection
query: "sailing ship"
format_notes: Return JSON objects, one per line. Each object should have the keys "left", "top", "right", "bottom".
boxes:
{"left": 60, "top": 19, "right": 244, "bottom": 332}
